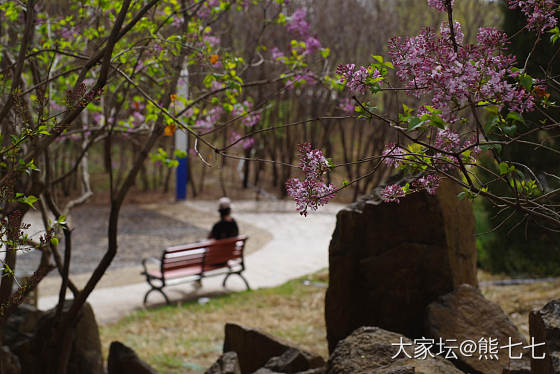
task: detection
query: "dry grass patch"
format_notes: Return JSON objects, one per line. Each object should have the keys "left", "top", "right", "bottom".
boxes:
{"left": 481, "top": 277, "right": 560, "bottom": 339}
{"left": 100, "top": 271, "right": 328, "bottom": 373}
{"left": 101, "top": 268, "right": 560, "bottom": 373}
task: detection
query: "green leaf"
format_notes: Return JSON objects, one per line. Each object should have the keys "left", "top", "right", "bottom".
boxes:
{"left": 519, "top": 74, "right": 534, "bottom": 90}
{"left": 50, "top": 237, "right": 59, "bottom": 246}
{"left": 174, "top": 149, "right": 187, "bottom": 158}
{"left": 407, "top": 117, "right": 424, "bottom": 131}
{"left": 499, "top": 162, "right": 509, "bottom": 175}
{"left": 503, "top": 125, "right": 517, "bottom": 136}
{"left": 424, "top": 105, "right": 442, "bottom": 114}
{"left": 506, "top": 112, "right": 525, "bottom": 123}
{"left": 431, "top": 116, "right": 445, "bottom": 129}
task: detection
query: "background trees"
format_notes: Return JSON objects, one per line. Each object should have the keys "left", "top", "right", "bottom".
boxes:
{"left": 1, "top": 0, "right": 545, "bottom": 370}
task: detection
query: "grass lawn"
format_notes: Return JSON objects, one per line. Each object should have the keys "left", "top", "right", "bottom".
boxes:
{"left": 100, "top": 269, "right": 560, "bottom": 373}
{"left": 100, "top": 270, "right": 329, "bottom": 373}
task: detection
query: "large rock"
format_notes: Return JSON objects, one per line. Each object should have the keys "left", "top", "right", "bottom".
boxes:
{"left": 67, "top": 302, "right": 104, "bottom": 374}
{"left": 370, "top": 358, "right": 464, "bottom": 374}
{"left": 528, "top": 299, "right": 560, "bottom": 374}
{"left": 325, "top": 179, "right": 477, "bottom": 352}
{"left": 327, "top": 327, "right": 464, "bottom": 374}
{"left": 426, "top": 284, "right": 529, "bottom": 374}
{"left": 223, "top": 323, "right": 324, "bottom": 374}
{"left": 253, "top": 368, "right": 325, "bottom": 374}
{"left": 264, "top": 348, "right": 319, "bottom": 373}
{"left": 206, "top": 352, "right": 241, "bottom": 374}
{"left": 107, "top": 341, "right": 158, "bottom": 374}
{"left": 502, "top": 359, "right": 530, "bottom": 374}
{"left": 3, "top": 304, "right": 44, "bottom": 348}
{"left": 10, "top": 302, "right": 103, "bottom": 374}
{"left": 0, "top": 346, "right": 21, "bottom": 374}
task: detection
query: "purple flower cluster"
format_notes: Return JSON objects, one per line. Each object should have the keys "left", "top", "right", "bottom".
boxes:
{"left": 285, "top": 71, "right": 317, "bottom": 89}
{"left": 305, "top": 35, "right": 321, "bottom": 54}
{"left": 382, "top": 143, "right": 405, "bottom": 168}
{"left": 336, "top": 64, "right": 380, "bottom": 94}
{"left": 414, "top": 174, "right": 440, "bottom": 195}
{"left": 388, "top": 23, "right": 534, "bottom": 117}
{"left": 271, "top": 47, "right": 285, "bottom": 60}
{"left": 338, "top": 97, "right": 355, "bottom": 114}
{"left": 427, "top": 0, "right": 454, "bottom": 12}
{"left": 287, "top": 9, "right": 310, "bottom": 36}
{"left": 230, "top": 131, "right": 255, "bottom": 150}
{"left": 434, "top": 129, "right": 462, "bottom": 153}
{"left": 508, "top": 0, "right": 558, "bottom": 32}
{"left": 195, "top": 106, "right": 223, "bottom": 129}
{"left": 434, "top": 128, "right": 481, "bottom": 156}
{"left": 380, "top": 184, "right": 406, "bottom": 203}
{"left": 286, "top": 8, "right": 322, "bottom": 55}
{"left": 286, "top": 143, "right": 335, "bottom": 216}
{"left": 233, "top": 101, "right": 260, "bottom": 127}
{"left": 203, "top": 34, "right": 221, "bottom": 47}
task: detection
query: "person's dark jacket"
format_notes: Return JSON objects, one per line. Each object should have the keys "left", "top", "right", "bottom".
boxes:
{"left": 209, "top": 219, "right": 239, "bottom": 240}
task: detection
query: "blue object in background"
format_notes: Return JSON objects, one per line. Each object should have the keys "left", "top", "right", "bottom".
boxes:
{"left": 176, "top": 156, "right": 188, "bottom": 200}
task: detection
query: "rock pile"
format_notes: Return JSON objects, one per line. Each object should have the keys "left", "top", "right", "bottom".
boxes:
{"left": 325, "top": 179, "right": 478, "bottom": 352}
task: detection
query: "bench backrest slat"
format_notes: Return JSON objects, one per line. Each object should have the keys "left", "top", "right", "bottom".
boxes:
{"left": 204, "top": 238, "right": 245, "bottom": 270}
{"left": 160, "top": 235, "right": 248, "bottom": 275}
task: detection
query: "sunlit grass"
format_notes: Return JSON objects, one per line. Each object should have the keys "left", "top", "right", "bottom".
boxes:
{"left": 100, "top": 270, "right": 329, "bottom": 373}
{"left": 101, "top": 267, "right": 560, "bottom": 373}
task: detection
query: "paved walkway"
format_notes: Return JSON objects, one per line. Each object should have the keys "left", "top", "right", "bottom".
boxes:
{"left": 37, "top": 200, "right": 343, "bottom": 324}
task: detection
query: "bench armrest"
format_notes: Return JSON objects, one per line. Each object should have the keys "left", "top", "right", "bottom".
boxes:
{"left": 141, "top": 257, "right": 161, "bottom": 274}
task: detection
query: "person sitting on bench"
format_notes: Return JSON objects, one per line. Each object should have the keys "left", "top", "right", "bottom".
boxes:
{"left": 208, "top": 197, "right": 239, "bottom": 240}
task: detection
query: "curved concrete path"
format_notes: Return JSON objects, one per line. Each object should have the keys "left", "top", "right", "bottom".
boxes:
{"left": 37, "top": 200, "right": 342, "bottom": 324}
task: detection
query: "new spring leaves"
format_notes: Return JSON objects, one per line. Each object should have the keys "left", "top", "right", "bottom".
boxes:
{"left": 287, "top": 0, "right": 559, "bottom": 216}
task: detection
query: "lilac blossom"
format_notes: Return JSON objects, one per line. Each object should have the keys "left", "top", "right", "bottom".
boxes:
{"left": 233, "top": 101, "right": 260, "bottom": 127}
{"left": 380, "top": 184, "right": 406, "bottom": 203}
{"left": 203, "top": 34, "right": 221, "bottom": 47}
{"left": 211, "top": 80, "right": 224, "bottom": 91}
{"left": 230, "top": 131, "right": 255, "bottom": 150}
{"left": 286, "top": 178, "right": 336, "bottom": 216}
{"left": 414, "top": 174, "right": 440, "bottom": 195}
{"left": 382, "top": 144, "right": 405, "bottom": 168}
{"left": 434, "top": 129, "right": 462, "bottom": 153}
{"left": 427, "top": 0, "right": 453, "bottom": 12}
{"left": 388, "top": 23, "right": 535, "bottom": 117}
{"left": 271, "top": 47, "right": 285, "bottom": 60}
{"left": 286, "top": 143, "right": 335, "bottom": 216}
{"left": 184, "top": 107, "right": 195, "bottom": 118}
{"left": 508, "top": 0, "right": 558, "bottom": 32}
{"left": 132, "top": 111, "right": 145, "bottom": 126}
{"left": 195, "top": 106, "right": 223, "bottom": 129}
{"left": 287, "top": 9, "right": 310, "bottom": 36}
{"left": 305, "top": 35, "right": 321, "bottom": 54}
{"left": 336, "top": 64, "right": 381, "bottom": 94}
{"left": 285, "top": 71, "right": 317, "bottom": 89}
{"left": 92, "top": 112, "right": 104, "bottom": 125}
{"left": 338, "top": 98, "right": 355, "bottom": 114}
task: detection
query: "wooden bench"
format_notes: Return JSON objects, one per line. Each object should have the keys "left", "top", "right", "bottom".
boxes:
{"left": 141, "top": 235, "right": 249, "bottom": 305}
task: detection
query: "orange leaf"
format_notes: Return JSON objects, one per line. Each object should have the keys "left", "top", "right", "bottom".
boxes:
{"left": 209, "top": 54, "right": 219, "bottom": 65}
{"left": 164, "top": 124, "right": 177, "bottom": 136}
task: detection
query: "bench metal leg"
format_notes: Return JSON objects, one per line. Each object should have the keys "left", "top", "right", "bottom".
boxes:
{"left": 223, "top": 272, "right": 251, "bottom": 290}
{"left": 143, "top": 286, "right": 170, "bottom": 305}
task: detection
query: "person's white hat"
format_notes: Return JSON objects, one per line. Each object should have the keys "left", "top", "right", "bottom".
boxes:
{"left": 218, "top": 197, "right": 231, "bottom": 210}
